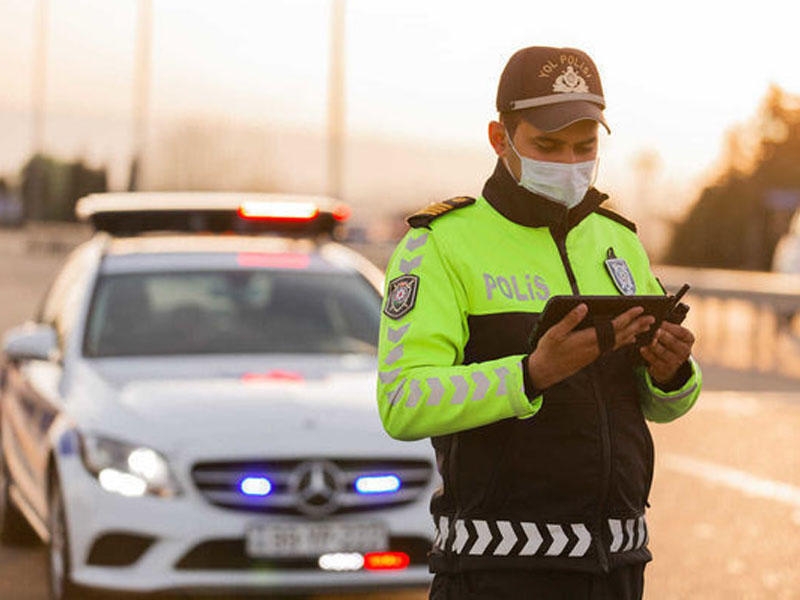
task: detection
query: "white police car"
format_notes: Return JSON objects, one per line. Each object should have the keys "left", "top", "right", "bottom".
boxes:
{"left": 0, "top": 193, "right": 437, "bottom": 599}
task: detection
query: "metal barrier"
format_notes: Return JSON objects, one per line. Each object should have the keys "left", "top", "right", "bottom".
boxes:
{"left": 23, "top": 222, "right": 92, "bottom": 255}
{"left": 655, "top": 265, "right": 800, "bottom": 379}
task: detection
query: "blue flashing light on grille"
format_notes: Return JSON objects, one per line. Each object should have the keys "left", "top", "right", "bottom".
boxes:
{"left": 239, "top": 476, "right": 273, "bottom": 497}
{"left": 354, "top": 474, "right": 401, "bottom": 495}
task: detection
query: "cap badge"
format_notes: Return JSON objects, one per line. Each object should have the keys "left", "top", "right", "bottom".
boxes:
{"left": 553, "top": 66, "right": 589, "bottom": 94}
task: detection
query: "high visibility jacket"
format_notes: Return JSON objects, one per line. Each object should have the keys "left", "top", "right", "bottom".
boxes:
{"left": 376, "top": 160, "right": 702, "bottom": 574}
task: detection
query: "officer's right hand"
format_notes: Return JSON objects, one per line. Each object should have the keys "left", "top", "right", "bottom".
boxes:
{"left": 526, "top": 304, "right": 654, "bottom": 391}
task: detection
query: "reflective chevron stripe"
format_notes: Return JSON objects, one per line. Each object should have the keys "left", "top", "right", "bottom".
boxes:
{"left": 386, "top": 367, "right": 512, "bottom": 409}
{"left": 609, "top": 519, "right": 624, "bottom": 552}
{"left": 433, "top": 517, "right": 595, "bottom": 558}
{"left": 650, "top": 380, "right": 698, "bottom": 403}
{"left": 426, "top": 378, "right": 445, "bottom": 405}
{"left": 469, "top": 520, "right": 492, "bottom": 555}
{"left": 384, "top": 345, "right": 404, "bottom": 365}
{"left": 545, "top": 524, "right": 569, "bottom": 556}
{"left": 399, "top": 256, "right": 423, "bottom": 274}
{"left": 608, "top": 516, "right": 648, "bottom": 553}
{"left": 569, "top": 524, "right": 592, "bottom": 557}
{"left": 405, "top": 233, "right": 428, "bottom": 251}
{"left": 519, "top": 522, "right": 543, "bottom": 555}
{"left": 406, "top": 380, "right": 423, "bottom": 407}
{"left": 452, "top": 519, "right": 469, "bottom": 553}
{"left": 450, "top": 375, "right": 469, "bottom": 404}
{"left": 493, "top": 520, "right": 517, "bottom": 556}
{"left": 433, "top": 515, "right": 450, "bottom": 550}
{"left": 623, "top": 519, "right": 636, "bottom": 551}
{"left": 378, "top": 368, "right": 401, "bottom": 384}
{"left": 386, "top": 324, "right": 410, "bottom": 343}
{"left": 494, "top": 366, "right": 510, "bottom": 395}
{"left": 471, "top": 371, "right": 490, "bottom": 401}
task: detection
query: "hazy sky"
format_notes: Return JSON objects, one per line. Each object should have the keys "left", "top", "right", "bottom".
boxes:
{"left": 2, "top": 0, "right": 799, "bottom": 218}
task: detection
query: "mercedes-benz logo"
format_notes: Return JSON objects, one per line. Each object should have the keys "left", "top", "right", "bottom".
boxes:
{"left": 290, "top": 461, "right": 342, "bottom": 517}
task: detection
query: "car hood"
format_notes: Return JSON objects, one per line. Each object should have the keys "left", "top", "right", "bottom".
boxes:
{"left": 67, "top": 354, "right": 424, "bottom": 459}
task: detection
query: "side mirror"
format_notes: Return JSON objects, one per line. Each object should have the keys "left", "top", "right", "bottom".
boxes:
{"left": 2, "top": 323, "right": 59, "bottom": 362}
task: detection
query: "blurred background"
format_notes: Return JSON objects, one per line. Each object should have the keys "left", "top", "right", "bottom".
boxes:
{"left": 2, "top": 0, "right": 800, "bottom": 266}
{"left": 1, "top": 1, "right": 799, "bottom": 599}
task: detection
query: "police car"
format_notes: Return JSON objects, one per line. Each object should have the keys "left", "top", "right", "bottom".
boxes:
{"left": 0, "top": 193, "right": 437, "bottom": 599}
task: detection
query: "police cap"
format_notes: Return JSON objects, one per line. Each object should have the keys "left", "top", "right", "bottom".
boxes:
{"left": 496, "top": 46, "right": 610, "bottom": 133}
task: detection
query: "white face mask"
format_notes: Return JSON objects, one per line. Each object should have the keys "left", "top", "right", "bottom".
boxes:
{"left": 505, "top": 132, "right": 597, "bottom": 209}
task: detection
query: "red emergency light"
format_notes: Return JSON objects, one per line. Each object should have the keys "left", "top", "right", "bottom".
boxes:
{"left": 362, "top": 551, "right": 411, "bottom": 571}
{"left": 241, "top": 370, "right": 304, "bottom": 383}
{"left": 238, "top": 201, "right": 320, "bottom": 222}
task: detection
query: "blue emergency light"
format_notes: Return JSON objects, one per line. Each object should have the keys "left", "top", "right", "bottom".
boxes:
{"left": 239, "top": 476, "right": 273, "bottom": 497}
{"left": 354, "top": 474, "right": 401, "bottom": 495}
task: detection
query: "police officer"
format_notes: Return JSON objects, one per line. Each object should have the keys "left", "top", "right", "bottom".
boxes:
{"left": 376, "top": 46, "right": 701, "bottom": 599}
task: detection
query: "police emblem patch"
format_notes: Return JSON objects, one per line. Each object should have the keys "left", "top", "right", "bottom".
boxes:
{"left": 605, "top": 248, "right": 636, "bottom": 295}
{"left": 552, "top": 65, "right": 590, "bottom": 94}
{"left": 384, "top": 274, "right": 419, "bottom": 319}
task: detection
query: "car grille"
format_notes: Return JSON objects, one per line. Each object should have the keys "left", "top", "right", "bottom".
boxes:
{"left": 191, "top": 458, "right": 433, "bottom": 516}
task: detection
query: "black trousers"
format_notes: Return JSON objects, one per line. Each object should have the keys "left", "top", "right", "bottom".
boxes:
{"left": 429, "top": 564, "right": 645, "bottom": 600}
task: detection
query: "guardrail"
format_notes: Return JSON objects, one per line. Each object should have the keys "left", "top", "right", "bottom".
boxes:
{"left": 353, "top": 247, "right": 800, "bottom": 379}
{"left": 23, "top": 222, "right": 92, "bottom": 254}
{"left": 656, "top": 265, "right": 800, "bottom": 379}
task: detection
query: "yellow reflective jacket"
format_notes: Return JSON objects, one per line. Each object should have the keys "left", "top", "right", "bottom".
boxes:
{"left": 376, "top": 161, "right": 701, "bottom": 574}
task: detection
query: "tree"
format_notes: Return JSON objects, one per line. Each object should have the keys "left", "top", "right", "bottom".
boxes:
{"left": 666, "top": 85, "right": 800, "bottom": 270}
{"left": 20, "top": 154, "right": 107, "bottom": 221}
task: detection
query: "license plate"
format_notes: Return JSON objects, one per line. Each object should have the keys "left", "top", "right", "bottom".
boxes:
{"left": 246, "top": 521, "right": 388, "bottom": 558}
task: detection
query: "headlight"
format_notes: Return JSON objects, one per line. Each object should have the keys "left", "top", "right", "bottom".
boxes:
{"left": 79, "top": 434, "right": 181, "bottom": 498}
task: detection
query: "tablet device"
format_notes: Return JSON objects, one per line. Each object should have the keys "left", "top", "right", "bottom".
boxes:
{"left": 528, "top": 285, "right": 689, "bottom": 351}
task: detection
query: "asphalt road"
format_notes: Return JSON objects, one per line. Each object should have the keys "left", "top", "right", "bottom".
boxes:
{"left": 1, "top": 231, "right": 799, "bottom": 599}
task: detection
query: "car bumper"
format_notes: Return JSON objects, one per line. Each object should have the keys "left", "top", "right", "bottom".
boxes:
{"left": 57, "top": 453, "right": 435, "bottom": 595}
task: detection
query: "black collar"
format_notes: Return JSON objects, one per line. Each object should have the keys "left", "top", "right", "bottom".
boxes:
{"left": 481, "top": 159, "right": 609, "bottom": 231}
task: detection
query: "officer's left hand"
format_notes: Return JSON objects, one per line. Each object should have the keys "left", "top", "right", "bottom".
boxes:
{"left": 639, "top": 321, "right": 695, "bottom": 384}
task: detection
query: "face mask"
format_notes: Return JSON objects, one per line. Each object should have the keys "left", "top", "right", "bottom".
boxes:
{"left": 505, "top": 132, "right": 597, "bottom": 209}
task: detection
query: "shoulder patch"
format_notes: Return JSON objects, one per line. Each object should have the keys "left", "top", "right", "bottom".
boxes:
{"left": 383, "top": 274, "right": 419, "bottom": 319}
{"left": 406, "top": 196, "right": 475, "bottom": 229}
{"left": 596, "top": 207, "right": 637, "bottom": 233}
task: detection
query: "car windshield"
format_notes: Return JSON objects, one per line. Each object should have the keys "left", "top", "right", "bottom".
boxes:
{"left": 83, "top": 269, "right": 382, "bottom": 357}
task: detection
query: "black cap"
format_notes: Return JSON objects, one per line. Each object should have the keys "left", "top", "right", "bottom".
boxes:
{"left": 496, "top": 46, "right": 610, "bottom": 133}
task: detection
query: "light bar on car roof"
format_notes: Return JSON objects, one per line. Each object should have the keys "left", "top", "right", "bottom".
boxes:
{"left": 75, "top": 192, "right": 349, "bottom": 237}
{"left": 238, "top": 201, "right": 320, "bottom": 221}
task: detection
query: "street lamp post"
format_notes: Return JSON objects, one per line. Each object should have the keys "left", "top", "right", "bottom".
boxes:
{"left": 327, "top": 0, "right": 345, "bottom": 201}
{"left": 130, "top": 0, "right": 153, "bottom": 191}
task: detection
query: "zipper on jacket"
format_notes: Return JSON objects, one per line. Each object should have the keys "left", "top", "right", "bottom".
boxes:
{"left": 552, "top": 222, "right": 613, "bottom": 572}
{"left": 590, "top": 366, "right": 613, "bottom": 572}
{"left": 551, "top": 223, "right": 579, "bottom": 294}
